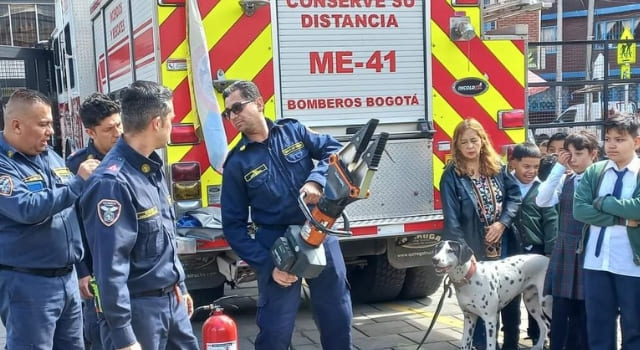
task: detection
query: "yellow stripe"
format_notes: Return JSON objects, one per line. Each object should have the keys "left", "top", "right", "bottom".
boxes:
{"left": 432, "top": 25, "right": 513, "bottom": 122}
{"left": 227, "top": 25, "right": 272, "bottom": 80}
{"left": 433, "top": 155, "right": 446, "bottom": 192}
{"left": 202, "top": 1, "right": 244, "bottom": 49}
{"left": 157, "top": 6, "right": 175, "bottom": 26}
{"left": 432, "top": 89, "right": 463, "bottom": 139}
{"left": 484, "top": 40, "right": 526, "bottom": 87}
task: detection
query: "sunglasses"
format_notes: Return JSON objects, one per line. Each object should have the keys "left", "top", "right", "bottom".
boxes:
{"left": 222, "top": 100, "right": 252, "bottom": 120}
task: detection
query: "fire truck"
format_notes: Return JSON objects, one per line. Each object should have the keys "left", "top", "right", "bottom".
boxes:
{"left": 52, "top": 0, "right": 526, "bottom": 304}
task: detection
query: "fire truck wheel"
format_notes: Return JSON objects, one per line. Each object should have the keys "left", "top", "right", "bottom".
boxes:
{"left": 190, "top": 283, "right": 224, "bottom": 321}
{"left": 398, "top": 266, "right": 443, "bottom": 300}
{"left": 348, "top": 254, "right": 406, "bottom": 303}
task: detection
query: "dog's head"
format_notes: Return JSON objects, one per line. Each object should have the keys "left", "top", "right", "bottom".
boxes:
{"left": 432, "top": 240, "right": 474, "bottom": 275}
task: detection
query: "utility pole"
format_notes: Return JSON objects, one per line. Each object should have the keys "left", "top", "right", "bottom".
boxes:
{"left": 555, "top": 0, "right": 563, "bottom": 117}
{"left": 585, "top": 0, "right": 595, "bottom": 121}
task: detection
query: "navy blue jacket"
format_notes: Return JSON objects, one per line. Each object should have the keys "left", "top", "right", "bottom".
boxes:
{"left": 221, "top": 118, "right": 341, "bottom": 276}
{"left": 439, "top": 163, "right": 522, "bottom": 260}
{"left": 66, "top": 139, "right": 104, "bottom": 174}
{"left": 0, "top": 135, "right": 84, "bottom": 268}
{"left": 79, "top": 138, "right": 187, "bottom": 348}
{"left": 67, "top": 139, "right": 107, "bottom": 279}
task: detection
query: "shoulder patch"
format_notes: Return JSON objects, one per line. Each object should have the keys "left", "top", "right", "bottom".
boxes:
{"left": 0, "top": 175, "right": 13, "bottom": 196}
{"left": 98, "top": 199, "right": 122, "bottom": 226}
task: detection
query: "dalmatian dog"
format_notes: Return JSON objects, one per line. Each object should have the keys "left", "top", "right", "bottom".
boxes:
{"left": 432, "top": 240, "right": 551, "bottom": 350}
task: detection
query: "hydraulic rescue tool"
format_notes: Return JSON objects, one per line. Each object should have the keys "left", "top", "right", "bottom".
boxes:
{"left": 271, "top": 119, "right": 388, "bottom": 278}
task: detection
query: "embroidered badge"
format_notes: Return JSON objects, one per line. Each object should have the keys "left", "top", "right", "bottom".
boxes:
{"left": 98, "top": 199, "right": 122, "bottom": 226}
{"left": 0, "top": 175, "right": 13, "bottom": 196}
{"left": 244, "top": 164, "right": 267, "bottom": 182}
{"left": 52, "top": 167, "right": 72, "bottom": 178}
{"left": 282, "top": 141, "right": 304, "bottom": 156}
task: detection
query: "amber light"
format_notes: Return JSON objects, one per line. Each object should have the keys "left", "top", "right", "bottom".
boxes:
{"left": 171, "top": 162, "right": 200, "bottom": 182}
{"left": 173, "top": 182, "right": 201, "bottom": 201}
{"left": 498, "top": 109, "right": 525, "bottom": 129}
{"left": 170, "top": 124, "right": 199, "bottom": 145}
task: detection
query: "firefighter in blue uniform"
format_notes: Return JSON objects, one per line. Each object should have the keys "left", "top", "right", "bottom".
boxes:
{"left": 67, "top": 93, "right": 122, "bottom": 350}
{"left": 0, "top": 89, "right": 99, "bottom": 349}
{"left": 221, "top": 80, "right": 353, "bottom": 350}
{"left": 79, "top": 81, "right": 198, "bottom": 350}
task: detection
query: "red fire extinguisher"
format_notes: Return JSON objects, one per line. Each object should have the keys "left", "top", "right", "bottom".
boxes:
{"left": 196, "top": 297, "right": 238, "bottom": 350}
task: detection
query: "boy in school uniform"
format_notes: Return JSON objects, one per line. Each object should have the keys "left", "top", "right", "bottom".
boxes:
{"left": 574, "top": 114, "right": 640, "bottom": 350}
{"left": 510, "top": 143, "right": 558, "bottom": 346}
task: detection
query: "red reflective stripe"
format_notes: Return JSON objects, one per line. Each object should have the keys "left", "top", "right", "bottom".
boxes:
{"left": 107, "top": 35, "right": 129, "bottom": 55}
{"left": 134, "top": 28, "right": 154, "bottom": 62}
{"left": 109, "top": 67, "right": 131, "bottom": 80}
{"left": 253, "top": 59, "right": 274, "bottom": 104}
{"left": 404, "top": 220, "right": 443, "bottom": 232}
{"left": 172, "top": 78, "right": 192, "bottom": 123}
{"left": 180, "top": 142, "right": 210, "bottom": 175}
{"left": 133, "top": 18, "right": 152, "bottom": 35}
{"left": 135, "top": 56, "right": 154, "bottom": 69}
{"left": 159, "top": 8, "right": 185, "bottom": 62}
{"left": 431, "top": 2, "right": 524, "bottom": 109}
{"left": 351, "top": 226, "right": 378, "bottom": 236}
{"left": 432, "top": 59, "right": 513, "bottom": 146}
{"left": 209, "top": 7, "right": 270, "bottom": 72}
{"left": 108, "top": 45, "right": 131, "bottom": 78}
{"left": 196, "top": 0, "right": 219, "bottom": 19}
{"left": 159, "top": 1, "right": 220, "bottom": 63}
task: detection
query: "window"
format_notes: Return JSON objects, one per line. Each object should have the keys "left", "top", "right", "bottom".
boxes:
{"left": 483, "top": 20, "right": 497, "bottom": 32}
{"left": 595, "top": 18, "right": 637, "bottom": 49}
{"left": 541, "top": 26, "right": 557, "bottom": 55}
{"left": 37, "top": 4, "right": 54, "bottom": 42}
{"left": 1, "top": 4, "right": 56, "bottom": 47}
{"left": 0, "top": 5, "right": 10, "bottom": 45}
{"left": 11, "top": 4, "right": 37, "bottom": 47}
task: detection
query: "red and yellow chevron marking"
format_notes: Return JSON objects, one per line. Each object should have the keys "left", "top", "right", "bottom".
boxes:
{"left": 158, "top": 0, "right": 274, "bottom": 206}
{"left": 431, "top": 0, "right": 526, "bottom": 209}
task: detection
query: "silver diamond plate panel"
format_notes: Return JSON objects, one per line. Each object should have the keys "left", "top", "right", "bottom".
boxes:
{"left": 346, "top": 138, "right": 435, "bottom": 222}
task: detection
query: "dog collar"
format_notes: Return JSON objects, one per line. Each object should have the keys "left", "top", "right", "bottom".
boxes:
{"left": 453, "top": 256, "right": 477, "bottom": 287}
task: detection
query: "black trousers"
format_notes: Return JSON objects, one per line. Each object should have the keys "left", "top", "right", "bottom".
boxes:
{"left": 550, "top": 297, "right": 588, "bottom": 350}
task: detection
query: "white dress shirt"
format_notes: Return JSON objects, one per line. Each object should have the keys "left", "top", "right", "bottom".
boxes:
{"left": 583, "top": 158, "right": 640, "bottom": 277}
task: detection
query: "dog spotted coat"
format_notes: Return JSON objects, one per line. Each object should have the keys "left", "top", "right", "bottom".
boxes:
{"left": 432, "top": 241, "right": 551, "bottom": 350}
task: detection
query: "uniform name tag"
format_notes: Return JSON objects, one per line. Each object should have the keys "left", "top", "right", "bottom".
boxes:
{"left": 52, "top": 167, "right": 72, "bottom": 178}
{"left": 244, "top": 164, "right": 267, "bottom": 183}
{"left": 282, "top": 142, "right": 304, "bottom": 156}
{"left": 137, "top": 206, "right": 159, "bottom": 220}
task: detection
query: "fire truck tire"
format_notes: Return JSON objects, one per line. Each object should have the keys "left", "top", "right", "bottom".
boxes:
{"left": 190, "top": 283, "right": 225, "bottom": 321}
{"left": 398, "top": 266, "right": 443, "bottom": 299}
{"left": 348, "top": 254, "right": 406, "bottom": 303}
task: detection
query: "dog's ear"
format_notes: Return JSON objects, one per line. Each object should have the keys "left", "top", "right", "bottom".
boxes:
{"left": 457, "top": 241, "right": 474, "bottom": 264}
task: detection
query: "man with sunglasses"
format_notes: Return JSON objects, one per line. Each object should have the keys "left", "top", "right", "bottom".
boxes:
{"left": 221, "top": 80, "right": 353, "bottom": 350}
